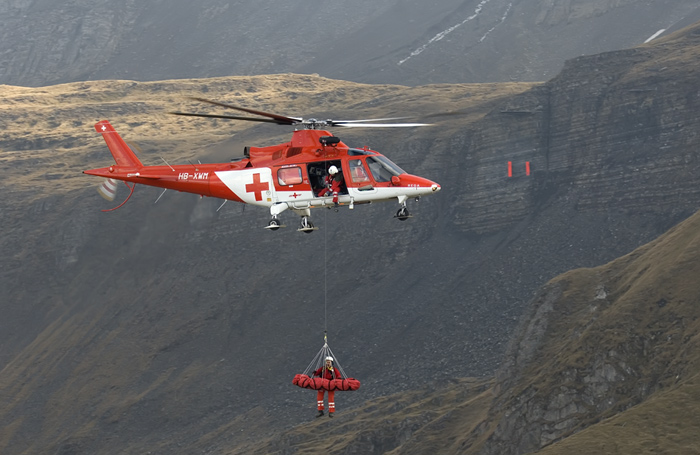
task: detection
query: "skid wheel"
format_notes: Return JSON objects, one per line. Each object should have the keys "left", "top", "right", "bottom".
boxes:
{"left": 300, "top": 216, "right": 315, "bottom": 233}
{"left": 396, "top": 206, "right": 410, "bottom": 221}
{"left": 268, "top": 218, "right": 281, "bottom": 230}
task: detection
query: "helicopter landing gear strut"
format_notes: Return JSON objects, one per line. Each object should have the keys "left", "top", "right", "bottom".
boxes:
{"left": 265, "top": 216, "right": 286, "bottom": 230}
{"left": 394, "top": 195, "right": 418, "bottom": 221}
{"left": 298, "top": 216, "right": 317, "bottom": 233}
{"left": 395, "top": 203, "right": 412, "bottom": 221}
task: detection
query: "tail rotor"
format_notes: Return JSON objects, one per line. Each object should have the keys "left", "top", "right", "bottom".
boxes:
{"left": 97, "top": 178, "right": 119, "bottom": 201}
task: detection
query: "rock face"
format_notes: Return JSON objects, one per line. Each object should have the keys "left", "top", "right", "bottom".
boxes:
{"left": 477, "top": 207, "right": 700, "bottom": 455}
{"left": 456, "top": 29, "right": 700, "bottom": 453}
{"left": 1, "top": 0, "right": 699, "bottom": 86}
{"left": 454, "top": 41, "right": 700, "bottom": 234}
{"left": 2, "top": 20, "right": 700, "bottom": 455}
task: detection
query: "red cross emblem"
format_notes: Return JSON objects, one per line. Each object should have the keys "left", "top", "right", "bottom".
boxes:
{"left": 245, "top": 173, "right": 269, "bottom": 201}
{"left": 291, "top": 193, "right": 301, "bottom": 198}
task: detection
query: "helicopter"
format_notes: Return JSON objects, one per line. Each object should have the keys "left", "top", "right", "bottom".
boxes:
{"left": 83, "top": 98, "right": 441, "bottom": 232}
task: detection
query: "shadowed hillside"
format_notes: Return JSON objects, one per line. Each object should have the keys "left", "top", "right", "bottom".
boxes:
{"left": 477, "top": 206, "right": 700, "bottom": 454}
{"left": 2, "top": 20, "right": 700, "bottom": 455}
{"left": 246, "top": 188, "right": 700, "bottom": 455}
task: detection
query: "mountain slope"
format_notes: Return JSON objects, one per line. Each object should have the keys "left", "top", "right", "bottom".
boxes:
{"left": 0, "top": 77, "right": 530, "bottom": 454}
{"left": 237, "top": 191, "right": 700, "bottom": 455}
{"left": 2, "top": 0, "right": 699, "bottom": 87}
{"left": 537, "top": 372, "right": 700, "bottom": 454}
{"left": 477, "top": 207, "right": 700, "bottom": 454}
{"left": 2, "top": 19, "right": 700, "bottom": 455}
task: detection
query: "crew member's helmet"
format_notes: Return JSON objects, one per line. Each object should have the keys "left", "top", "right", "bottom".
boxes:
{"left": 325, "top": 356, "right": 334, "bottom": 362}
{"left": 328, "top": 166, "right": 338, "bottom": 175}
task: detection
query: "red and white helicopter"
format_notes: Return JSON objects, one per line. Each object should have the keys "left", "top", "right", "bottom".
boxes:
{"left": 84, "top": 98, "right": 441, "bottom": 232}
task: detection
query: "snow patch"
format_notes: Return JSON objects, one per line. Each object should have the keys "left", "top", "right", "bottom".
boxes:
{"left": 479, "top": 3, "right": 512, "bottom": 43}
{"left": 644, "top": 29, "right": 666, "bottom": 43}
{"left": 398, "top": 0, "right": 495, "bottom": 65}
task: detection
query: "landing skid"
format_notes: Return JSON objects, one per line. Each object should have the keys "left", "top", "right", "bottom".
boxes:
{"left": 264, "top": 223, "right": 287, "bottom": 230}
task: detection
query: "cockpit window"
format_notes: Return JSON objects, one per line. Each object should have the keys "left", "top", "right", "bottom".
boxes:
{"left": 366, "top": 156, "right": 405, "bottom": 182}
{"left": 278, "top": 166, "right": 302, "bottom": 186}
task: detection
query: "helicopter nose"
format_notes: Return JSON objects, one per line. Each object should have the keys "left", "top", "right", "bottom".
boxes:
{"left": 400, "top": 174, "right": 441, "bottom": 194}
{"left": 419, "top": 177, "right": 440, "bottom": 192}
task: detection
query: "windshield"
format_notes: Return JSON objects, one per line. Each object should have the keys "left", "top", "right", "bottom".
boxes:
{"left": 366, "top": 156, "right": 406, "bottom": 182}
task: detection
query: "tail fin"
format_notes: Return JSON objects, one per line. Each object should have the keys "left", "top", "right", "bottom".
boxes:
{"left": 95, "top": 121, "right": 143, "bottom": 167}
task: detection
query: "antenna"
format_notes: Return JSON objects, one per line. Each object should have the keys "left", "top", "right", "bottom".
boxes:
{"left": 154, "top": 188, "right": 167, "bottom": 204}
{"left": 160, "top": 156, "right": 175, "bottom": 171}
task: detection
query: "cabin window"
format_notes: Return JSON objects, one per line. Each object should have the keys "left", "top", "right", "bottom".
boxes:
{"left": 349, "top": 159, "right": 370, "bottom": 183}
{"left": 287, "top": 147, "right": 302, "bottom": 158}
{"left": 278, "top": 167, "right": 302, "bottom": 186}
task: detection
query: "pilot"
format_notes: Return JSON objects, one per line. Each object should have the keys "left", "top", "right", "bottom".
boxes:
{"left": 314, "top": 356, "right": 342, "bottom": 418}
{"left": 318, "top": 165, "right": 343, "bottom": 205}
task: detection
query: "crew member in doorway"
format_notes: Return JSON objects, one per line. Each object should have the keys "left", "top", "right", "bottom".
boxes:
{"left": 318, "top": 165, "right": 343, "bottom": 206}
{"left": 314, "top": 356, "right": 342, "bottom": 417}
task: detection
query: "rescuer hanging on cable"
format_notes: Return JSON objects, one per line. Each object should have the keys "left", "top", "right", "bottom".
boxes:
{"left": 314, "top": 356, "right": 342, "bottom": 417}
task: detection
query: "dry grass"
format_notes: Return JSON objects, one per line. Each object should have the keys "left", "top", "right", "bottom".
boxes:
{"left": 0, "top": 74, "right": 535, "bottom": 202}
{"left": 511, "top": 211, "right": 700, "bottom": 454}
{"left": 537, "top": 372, "right": 700, "bottom": 454}
{"left": 234, "top": 378, "right": 493, "bottom": 455}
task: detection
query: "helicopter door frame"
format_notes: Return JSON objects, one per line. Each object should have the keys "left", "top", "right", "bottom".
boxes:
{"left": 271, "top": 164, "right": 313, "bottom": 204}
{"left": 307, "top": 160, "right": 347, "bottom": 198}
{"left": 346, "top": 157, "right": 377, "bottom": 198}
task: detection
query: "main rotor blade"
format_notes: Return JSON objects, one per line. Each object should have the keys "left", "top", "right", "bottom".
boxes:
{"left": 188, "top": 97, "right": 302, "bottom": 124}
{"left": 329, "top": 117, "right": 411, "bottom": 124}
{"left": 333, "top": 122, "right": 432, "bottom": 128}
{"left": 419, "top": 110, "right": 471, "bottom": 119}
{"left": 170, "top": 111, "right": 283, "bottom": 123}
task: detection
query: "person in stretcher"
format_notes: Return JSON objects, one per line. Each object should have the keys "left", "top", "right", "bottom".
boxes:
{"left": 314, "top": 356, "right": 342, "bottom": 417}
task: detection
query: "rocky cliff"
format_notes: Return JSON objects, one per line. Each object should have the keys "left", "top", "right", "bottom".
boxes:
{"left": 477, "top": 205, "right": 700, "bottom": 454}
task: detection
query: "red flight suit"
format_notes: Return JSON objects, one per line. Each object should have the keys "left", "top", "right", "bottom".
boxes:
{"left": 314, "top": 364, "right": 342, "bottom": 413}
{"left": 318, "top": 173, "right": 343, "bottom": 203}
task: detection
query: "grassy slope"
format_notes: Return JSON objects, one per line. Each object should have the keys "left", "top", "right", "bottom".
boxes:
{"left": 0, "top": 75, "right": 535, "bottom": 202}
{"left": 0, "top": 74, "right": 535, "bottom": 454}
{"left": 232, "top": 378, "right": 493, "bottom": 455}
{"left": 527, "top": 209, "right": 700, "bottom": 453}
{"left": 538, "top": 373, "right": 700, "bottom": 454}
{"left": 239, "top": 203, "right": 700, "bottom": 455}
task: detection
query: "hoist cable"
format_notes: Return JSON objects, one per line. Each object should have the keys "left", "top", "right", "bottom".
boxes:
{"left": 324, "top": 183, "right": 330, "bottom": 335}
